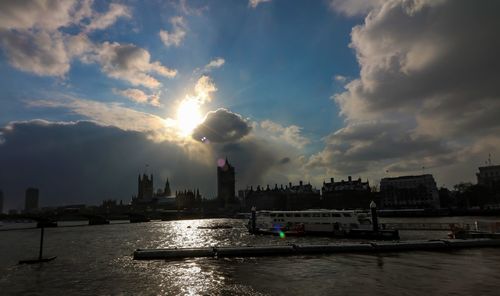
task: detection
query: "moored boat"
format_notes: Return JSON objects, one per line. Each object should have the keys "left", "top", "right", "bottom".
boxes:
{"left": 247, "top": 209, "right": 374, "bottom": 236}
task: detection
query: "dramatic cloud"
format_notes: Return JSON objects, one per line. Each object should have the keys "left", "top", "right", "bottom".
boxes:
{"left": 0, "top": 0, "right": 135, "bottom": 77}
{"left": 312, "top": 0, "right": 500, "bottom": 184}
{"left": 192, "top": 109, "right": 251, "bottom": 143}
{"left": 0, "top": 30, "right": 70, "bottom": 76}
{"left": 249, "top": 0, "right": 271, "bottom": 9}
{"left": 85, "top": 3, "right": 131, "bottom": 32}
{"left": 0, "top": 0, "right": 88, "bottom": 31}
{"left": 335, "top": 0, "right": 500, "bottom": 131}
{"left": 159, "top": 16, "right": 187, "bottom": 48}
{"left": 89, "top": 42, "right": 177, "bottom": 88}
{"left": 307, "top": 120, "right": 453, "bottom": 175}
{"left": 259, "top": 120, "right": 310, "bottom": 149}
{"left": 116, "top": 88, "right": 161, "bottom": 107}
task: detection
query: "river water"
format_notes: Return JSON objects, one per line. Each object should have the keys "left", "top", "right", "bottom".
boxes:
{"left": 1, "top": 217, "right": 500, "bottom": 295}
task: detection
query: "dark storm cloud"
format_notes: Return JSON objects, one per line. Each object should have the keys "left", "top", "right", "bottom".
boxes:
{"left": 192, "top": 108, "right": 251, "bottom": 143}
{"left": 307, "top": 121, "right": 454, "bottom": 175}
{"left": 311, "top": 0, "right": 500, "bottom": 179}
{"left": 0, "top": 120, "right": 214, "bottom": 209}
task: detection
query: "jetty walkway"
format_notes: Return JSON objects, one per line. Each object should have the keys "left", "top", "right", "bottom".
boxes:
{"left": 134, "top": 238, "right": 500, "bottom": 260}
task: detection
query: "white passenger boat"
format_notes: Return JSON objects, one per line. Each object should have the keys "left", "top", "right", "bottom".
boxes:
{"left": 248, "top": 209, "right": 373, "bottom": 235}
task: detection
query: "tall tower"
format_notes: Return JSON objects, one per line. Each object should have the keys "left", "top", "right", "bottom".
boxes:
{"left": 217, "top": 157, "right": 235, "bottom": 206}
{"left": 164, "top": 179, "right": 171, "bottom": 196}
{"left": 138, "top": 174, "right": 154, "bottom": 200}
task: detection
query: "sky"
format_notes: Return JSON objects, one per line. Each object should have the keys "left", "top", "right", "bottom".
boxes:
{"left": 1, "top": 0, "right": 500, "bottom": 210}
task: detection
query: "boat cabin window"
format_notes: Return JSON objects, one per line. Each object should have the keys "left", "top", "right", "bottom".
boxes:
{"left": 322, "top": 213, "right": 331, "bottom": 217}
{"left": 332, "top": 213, "right": 341, "bottom": 217}
{"left": 285, "top": 213, "right": 293, "bottom": 217}
{"left": 270, "top": 213, "right": 276, "bottom": 217}
{"left": 303, "top": 213, "right": 311, "bottom": 217}
{"left": 294, "top": 213, "right": 301, "bottom": 217}
{"left": 343, "top": 213, "right": 352, "bottom": 217}
{"left": 312, "top": 213, "right": 320, "bottom": 217}
{"left": 277, "top": 213, "right": 284, "bottom": 217}
{"left": 262, "top": 213, "right": 270, "bottom": 217}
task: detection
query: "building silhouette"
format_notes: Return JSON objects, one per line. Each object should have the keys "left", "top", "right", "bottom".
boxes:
{"left": 133, "top": 173, "right": 173, "bottom": 206}
{"left": 322, "top": 176, "right": 372, "bottom": 209}
{"left": 175, "top": 189, "right": 202, "bottom": 210}
{"left": 477, "top": 165, "right": 500, "bottom": 192}
{"left": 287, "top": 181, "right": 321, "bottom": 210}
{"left": 217, "top": 158, "right": 236, "bottom": 207}
{"left": 243, "top": 184, "right": 287, "bottom": 210}
{"left": 137, "top": 174, "right": 154, "bottom": 201}
{"left": 380, "top": 174, "right": 439, "bottom": 209}
{"left": 25, "top": 187, "right": 39, "bottom": 213}
{"left": 243, "top": 181, "right": 321, "bottom": 211}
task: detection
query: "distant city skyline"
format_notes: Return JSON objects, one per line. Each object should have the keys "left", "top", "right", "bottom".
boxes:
{"left": 1, "top": 0, "right": 500, "bottom": 210}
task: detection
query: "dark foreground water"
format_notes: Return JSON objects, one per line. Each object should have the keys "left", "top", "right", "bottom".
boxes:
{"left": 1, "top": 217, "right": 500, "bottom": 295}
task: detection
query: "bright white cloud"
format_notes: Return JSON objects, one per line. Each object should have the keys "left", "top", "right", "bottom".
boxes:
{"left": 260, "top": 120, "right": 310, "bottom": 149}
{"left": 159, "top": 16, "right": 187, "bottom": 47}
{"left": 193, "top": 75, "right": 217, "bottom": 104}
{"left": 249, "top": 0, "right": 271, "bottom": 8}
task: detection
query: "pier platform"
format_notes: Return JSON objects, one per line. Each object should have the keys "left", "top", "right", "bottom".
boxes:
{"left": 133, "top": 238, "right": 500, "bottom": 260}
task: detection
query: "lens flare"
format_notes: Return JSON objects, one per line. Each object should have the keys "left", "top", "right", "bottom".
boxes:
{"left": 279, "top": 231, "right": 286, "bottom": 239}
{"left": 217, "top": 158, "right": 226, "bottom": 167}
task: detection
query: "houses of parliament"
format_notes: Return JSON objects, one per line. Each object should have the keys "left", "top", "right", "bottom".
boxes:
{"left": 131, "top": 158, "right": 237, "bottom": 209}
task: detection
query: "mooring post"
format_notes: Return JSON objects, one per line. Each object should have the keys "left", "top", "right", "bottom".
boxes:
{"left": 38, "top": 226, "right": 45, "bottom": 260}
{"left": 370, "top": 201, "right": 379, "bottom": 232}
{"left": 251, "top": 206, "right": 256, "bottom": 233}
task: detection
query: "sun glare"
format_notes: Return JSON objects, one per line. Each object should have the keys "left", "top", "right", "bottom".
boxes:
{"left": 177, "top": 98, "right": 203, "bottom": 136}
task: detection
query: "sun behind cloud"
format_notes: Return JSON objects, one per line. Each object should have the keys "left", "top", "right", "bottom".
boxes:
{"left": 175, "top": 75, "right": 218, "bottom": 137}
{"left": 176, "top": 97, "right": 203, "bottom": 136}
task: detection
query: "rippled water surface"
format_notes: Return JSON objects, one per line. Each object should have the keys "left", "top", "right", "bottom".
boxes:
{"left": 1, "top": 217, "right": 500, "bottom": 295}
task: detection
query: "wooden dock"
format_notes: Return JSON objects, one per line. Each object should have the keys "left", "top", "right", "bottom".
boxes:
{"left": 133, "top": 238, "right": 500, "bottom": 260}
